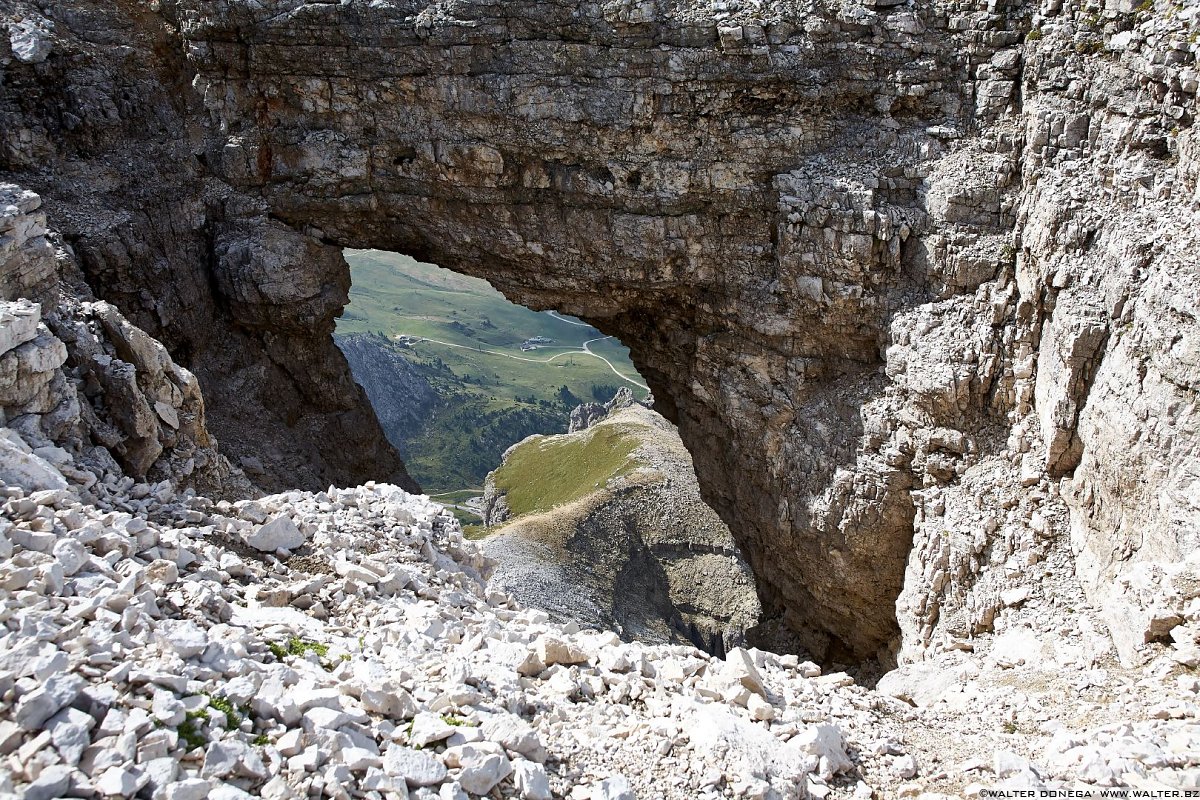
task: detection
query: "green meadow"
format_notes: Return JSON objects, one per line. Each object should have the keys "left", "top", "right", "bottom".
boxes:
{"left": 336, "top": 249, "right": 648, "bottom": 493}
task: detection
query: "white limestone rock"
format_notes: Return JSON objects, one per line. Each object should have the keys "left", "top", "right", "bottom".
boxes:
{"left": 409, "top": 711, "right": 456, "bottom": 747}
{"left": 790, "top": 724, "right": 854, "bottom": 781}
{"left": 0, "top": 300, "right": 41, "bottom": 356}
{"left": 14, "top": 673, "right": 86, "bottom": 730}
{"left": 723, "top": 647, "right": 767, "bottom": 697}
{"left": 8, "top": 17, "right": 52, "bottom": 64}
{"left": 534, "top": 635, "right": 588, "bottom": 667}
{"left": 457, "top": 751, "right": 511, "bottom": 795}
{"left": 23, "top": 765, "right": 72, "bottom": 800}
{"left": 480, "top": 713, "right": 546, "bottom": 762}
{"left": 244, "top": 515, "right": 304, "bottom": 552}
{"left": 95, "top": 765, "right": 146, "bottom": 797}
{"left": 0, "top": 428, "right": 68, "bottom": 491}
{"left": 384, "top": 743, "right": 447, "bottom": 787}
{"left": 512, "top": 760, "right": 552, "bottom": 800}
{"left": 162, "top": 779, "right": 216, "bottom": 800}
{"left": 593, "top": 775, "right": 636, "bottom": 800}
{"left": 155, "top": 619, "right": 208, "bottom": 659}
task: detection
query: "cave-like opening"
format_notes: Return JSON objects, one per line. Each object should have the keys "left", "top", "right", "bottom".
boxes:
{"left": 334, "top": 248, "right": 649, "bottom": 511}
{"left": 335, "top": 249, "right": 762, "bottom": 655}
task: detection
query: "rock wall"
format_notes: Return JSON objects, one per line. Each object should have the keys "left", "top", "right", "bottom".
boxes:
{"left": 174, "top": 0, "right": 1027, "bottom": 662}
{"left": 0, "top": 0, "right": 416, "bottom": 495}
{"left": 1, "top": 0, "right": 1197, "bottom": 663}
{"left": 0, "top": 183, "right": 248, "bottom": 499}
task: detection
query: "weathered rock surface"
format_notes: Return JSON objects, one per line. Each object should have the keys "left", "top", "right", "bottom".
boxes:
{"left": 0, "top": 472, "right": 1196, "bottom": 800}
{"left": 1, "top": 0, "right": 1198, "bottom": 667}
{"left": 0, "top": 183, "right": 248, "bottom": 499}
{"left": 483, "top": 404, "right": 762, "bottom": 655}
{"left": 336, "top": 332, "right": 440, "bottom": 458}
{"left": 0, "top": 178, "right": 1195, "bottom": 794}
{"left": 0, "top": 4, "right": 416, "bottom": 497}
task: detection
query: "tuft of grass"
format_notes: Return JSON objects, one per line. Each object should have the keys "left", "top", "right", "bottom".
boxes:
{"left": 1026, "top": 27, "right": 1043, "bottom": 40}
{"left": 266, "top": 636, "right": 347, "bottom": 671}
{"left": 489, "top": 425, "right": 639, "bottom": 519}
{"left": 178, "top": 712, "right": 208, "bottom": 750}
{"left": 253, "top": 733, "right": 270, "bottom": 746}
{"left": 206, "top": 695, "right": 242, "bottom": 728}
{"left": 268, "top": 637, "right": 330, "bottom": 661}
{"left": 441, "top": 714, "right": 478, "bottom": 727}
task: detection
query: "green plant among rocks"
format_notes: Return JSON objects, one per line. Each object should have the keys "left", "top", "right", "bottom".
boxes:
{"left": 206, "top": 694, "right": 242, "bottom": 728}
{"left": 178, "top": 711, "right": 208, "bottom": 751}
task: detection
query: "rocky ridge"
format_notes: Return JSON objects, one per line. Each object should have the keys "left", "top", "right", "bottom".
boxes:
{"left": 482, "top": 396, "right": 761, "bottom": 656}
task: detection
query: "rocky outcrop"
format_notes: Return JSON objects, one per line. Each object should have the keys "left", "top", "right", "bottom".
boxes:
{"left": 2, "top": 0, "right": 1198, "bottom": 664}
{"left": 0, "top": 1, "right": 416, "bottom": 496}
{"left": 0, "top": 183, "right": 248, "bottom": 499}
{"left": 335, "top": 333, "right": 439, "bottom": 457}
{"left": 482, "top": 405, "right": 761, "bottom": 655}
{"left": 568, "top": 387, "right": 642, "bottom": 433}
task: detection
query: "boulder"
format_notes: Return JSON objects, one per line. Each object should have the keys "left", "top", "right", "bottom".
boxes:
{"left": 245, "top": 515, "right": 304, "bottom": 551}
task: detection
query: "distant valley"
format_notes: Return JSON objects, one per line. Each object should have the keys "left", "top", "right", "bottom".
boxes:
{"left": 335, "top": 250, "right": 649, "bottom": 514}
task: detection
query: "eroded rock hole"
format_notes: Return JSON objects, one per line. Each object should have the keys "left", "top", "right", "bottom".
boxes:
{"left": 392, "top": 146, "right": 418, "bottom": 166}
{"left": 336, "top": 249, "right": 761, "bottom": 653}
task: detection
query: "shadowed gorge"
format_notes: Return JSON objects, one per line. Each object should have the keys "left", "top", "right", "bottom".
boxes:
{"left": 3, "top": 0, "right": 1198, "bottom": 670}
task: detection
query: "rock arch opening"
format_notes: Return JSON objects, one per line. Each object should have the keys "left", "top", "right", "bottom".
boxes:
{"left": 334, "top": 247, "right": 650, "bottom": 497}
{"left": 13, "top": 0, "right": 1045, "bottom": 668}
{"left": 336, "top": 249, "right": 762, "bottom": 656}
{"left": 178, "top": 0, "right": 931, "bottom": 665}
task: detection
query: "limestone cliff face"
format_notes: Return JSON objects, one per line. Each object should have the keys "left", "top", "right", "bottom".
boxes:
{"left": 0, "top": 183, "right": 250, "bottom": 498}
{"left": 2, "top": 0, "right": 1198, "bottom": 663}
{"left": 335, "top": 333, "right": 439, "bottom": 458}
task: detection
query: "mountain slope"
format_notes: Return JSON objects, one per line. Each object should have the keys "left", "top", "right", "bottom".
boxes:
{"left": 336, "top": 333, "right": 439, "bottom": 459}
{"left": 480, "top": 400, "right": 761, "bottom": 655}
{"left": 336, "top": 251, "right": 649, "bottom": 493}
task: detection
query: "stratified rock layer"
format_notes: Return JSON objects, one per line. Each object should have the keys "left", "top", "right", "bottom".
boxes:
{"left": 0, "top": 0, "right": 416, "bottom": 496}
{"left": 2, "top": 0, "right": 1198, "bottom": 662}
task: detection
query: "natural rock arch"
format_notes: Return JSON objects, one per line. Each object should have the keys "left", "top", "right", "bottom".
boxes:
{"left": 181, "top": 0, "right": 975, "bottom": 661}
{"left": 5, "top": 0, "right": 1198, "bottom": 664}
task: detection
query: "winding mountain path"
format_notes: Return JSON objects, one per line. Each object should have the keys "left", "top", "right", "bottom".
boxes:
{"left": 545, "top": 311, "right": 592, "bottom": 327}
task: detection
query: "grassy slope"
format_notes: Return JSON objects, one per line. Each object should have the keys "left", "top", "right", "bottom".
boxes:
{"left": 339, "top": 250, "right": 646, "bottom": 410}
{"left": 336, "top": 250, "right": 648, "bottom": 493}
{"left": 490, "top": 425, "right": 640, "bottom": 518}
